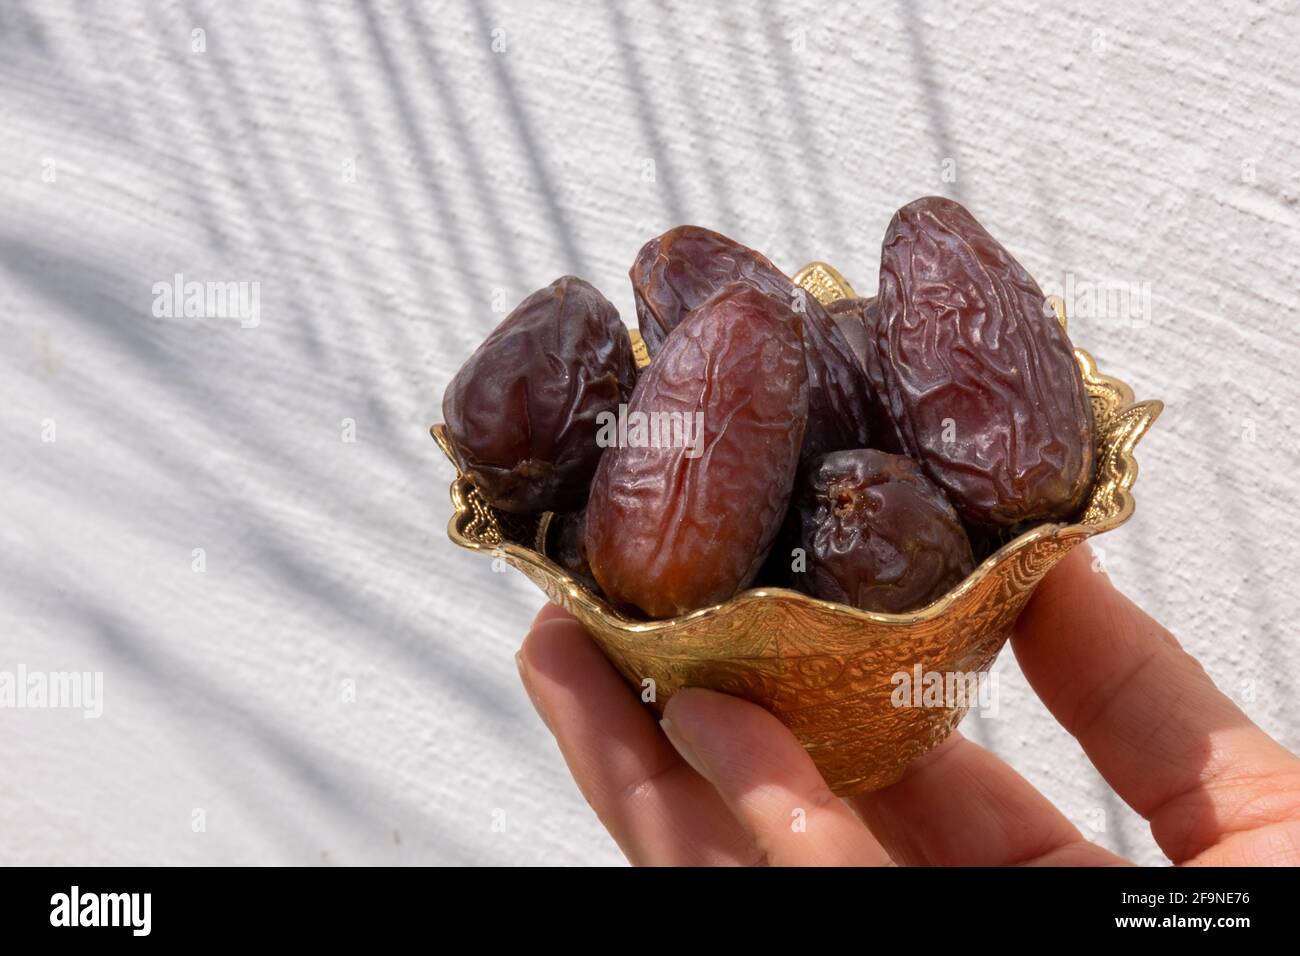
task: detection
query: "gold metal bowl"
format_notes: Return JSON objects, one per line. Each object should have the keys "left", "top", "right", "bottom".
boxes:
{"left": 433, "top": 262, "right": 1163, "bottom": 796}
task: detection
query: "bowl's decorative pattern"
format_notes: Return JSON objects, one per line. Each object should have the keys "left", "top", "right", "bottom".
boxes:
{"left": 433, "top": 264, "right": 1163, "bottom": 795}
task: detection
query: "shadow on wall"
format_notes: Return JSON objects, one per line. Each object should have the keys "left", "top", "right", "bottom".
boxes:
{"left": 10, "top": 0, "right": 1229, "bottom": 866}
{"left": 0, "top": 218, "right": 523, "bottom": 860}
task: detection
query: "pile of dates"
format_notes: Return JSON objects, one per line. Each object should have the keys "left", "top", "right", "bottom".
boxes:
{"left": 442, "top": 197, "right": 1095, "bottom": 618}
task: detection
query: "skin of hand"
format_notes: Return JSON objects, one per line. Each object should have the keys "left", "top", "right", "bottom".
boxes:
{"left": 514, "top": 542, "right": 1300, "bottom": 866}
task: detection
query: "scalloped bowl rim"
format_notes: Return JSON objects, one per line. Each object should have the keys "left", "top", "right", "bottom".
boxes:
{"left": 433, "top": 342, "right": 1162, "bottom": 635}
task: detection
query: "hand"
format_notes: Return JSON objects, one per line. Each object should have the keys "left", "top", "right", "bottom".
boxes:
{"left": 515, "top": 543, "right": 1300, "bottom": 865}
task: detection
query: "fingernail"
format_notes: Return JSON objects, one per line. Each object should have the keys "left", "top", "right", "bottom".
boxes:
{"left": 516, "top": 652, "right": 553, "bottom": 732}
{"left": 659, "top": 716, "right": 708, "bottom": 778}
{"left": 530, "top": 603, "right": 556, "bottom": 629}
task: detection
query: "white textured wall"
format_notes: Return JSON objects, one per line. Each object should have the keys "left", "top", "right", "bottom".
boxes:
{"left": 2, "top": 0, "right": 1297, "bottom": 866}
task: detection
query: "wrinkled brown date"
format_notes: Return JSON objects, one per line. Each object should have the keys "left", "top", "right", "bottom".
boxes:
{"left": 794, "top": 449, "right": 974, "bottom": 613}
{"left": 826, "top": 296, "right": 904, "bottom": 454}
{"left": 442, "top": 276, "right": 636, "bottom": 513}
{"left": 824, "top": 296, "right": 873, "bottom": 372}
{"left": 585, "top": 283, "right": 808, "bottom": 618}
{"left": 631, "top": 225, "right": 869, "bottom": 461}
{"left": 877, "top": 197, "right": 1095, "bottom": 527}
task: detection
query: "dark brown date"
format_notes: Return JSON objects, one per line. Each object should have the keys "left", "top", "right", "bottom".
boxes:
{"left": 442, "top": 276, "right": 636, "bottom": 513}
{"left": 826, "top": 296, "right": 904, "bottom": 454}
{"left": 631, "top": 225, "right": 869, "bottom": 461}
{"left": 552, "top": 507, "right": 601, "bottom": 594}
{"left": 585, "top": 283, "right": 808, "bottom": 618}
{"left": 825, "top": 296, "right": 873, "bottom": 372}
{"left": 794, "top": 449, "right": 974, "bottom": 613}
{"left": 877, "top": 197, "right": 1095, "bottom": 526}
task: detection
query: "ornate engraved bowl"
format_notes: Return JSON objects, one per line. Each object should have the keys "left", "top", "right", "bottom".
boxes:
{"left": 433, "top": 262, "right": 1163, "bottom": 796}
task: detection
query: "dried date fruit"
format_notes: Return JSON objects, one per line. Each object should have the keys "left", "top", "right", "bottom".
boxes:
{"left": 631, "top": 225, "right": 869, "bottom": 461}
{"left": 442, "top": 276, "right": 636, "bottom": 513}
{"left": 825, "top": 296, "right": 874, "bottom": 372}
{"left": 794, "top": 449, "right": 974, "bottom": 613}
{"left": 585, "top": 283, "right": 808, "bottom": 618}
{"left": 877, "top": 197, "right": 1095, "bottom": 526}
{"left": 826, "top": 296, "right": 904, "bottom": 454}
{"left": 552, "top": 507, "right": 601, "bottom": 594}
